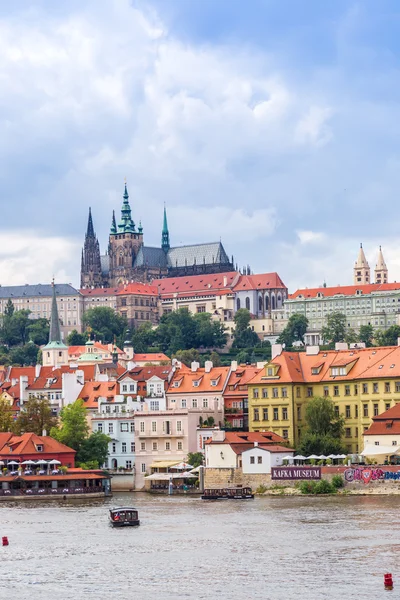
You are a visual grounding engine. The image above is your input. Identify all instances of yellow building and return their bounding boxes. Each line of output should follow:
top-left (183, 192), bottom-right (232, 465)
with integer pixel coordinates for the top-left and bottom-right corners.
top-left (247, 345), bottom-right (400, 453)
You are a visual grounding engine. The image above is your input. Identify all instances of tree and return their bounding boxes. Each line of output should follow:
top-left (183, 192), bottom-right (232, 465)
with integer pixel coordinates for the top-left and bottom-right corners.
top-left (187, 452), bottom-right (204, 468)
top-left (359, 324), bottom-right (374, 347)
top-left (277, 313), bottom-right (308, 347)
top-left (345, 328), bottom-right (358, 345)
top-left (51, 399), bottom-right (89, 450)
top-left (13, 397), bottom-right (58, 436)
top-left (298, 396), bottom-right (347, 455)
top-left (321, 312), bottom-right (346, 346)
top-left (4, 299), bottom-right (14, 318)
top-left (131, 322), bottom-right (157, 353)
top-left (82, 307), bottom-right (127, 344)
top-left (9, 343), bottom-right (40, 366)
top-left (193, 313), bottom-right (227, 348)
top-left (67, 329), bottom-right (86, 346)
top-left (157, 309), bottom-right (198, 354)
top-left (76, 431), bottom-right (111, 467)
top-left (298, 432), bottom-right (348, 456)
top-left (27, 318), bottom-right (50, 346)
top-left (235, 349), bottom-right (251, 364)
top-left (375, 325), bottom-right (400, 347)
top-left (12, 310), bottom-right (33, 345)
top-left (232, 309), bottom-right (259, 349)
top-left (209, 351), bottom-right (221, 367)
top-left (0, 396), bottom-right (13, 432)
top-left (173, 349), bottom-right (200, 366)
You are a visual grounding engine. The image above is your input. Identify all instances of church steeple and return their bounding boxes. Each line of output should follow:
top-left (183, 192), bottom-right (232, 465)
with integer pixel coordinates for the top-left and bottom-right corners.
top-left (375, 245), bottom-right (388, 284)
top-left (118, 183), bottom-right (136, 233)
top-left (354, 243), bottom-right (370, 285)
top-left (110, 210), bottom-right (117, 235)
top-left (86, 207), bottom-right (95, 238)
top-left (81, 208), bottom-right (103, 289)
top-left (161, 204), bottom-right (170, 252)
top-left (42, 281), bottom-right (68, 368)
top-left (49, 280), bottom-right (62, 344)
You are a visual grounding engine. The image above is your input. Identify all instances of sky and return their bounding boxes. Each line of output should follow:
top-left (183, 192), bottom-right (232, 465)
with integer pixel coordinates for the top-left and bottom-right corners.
top-left (1, 0), bottom-right (400, 291)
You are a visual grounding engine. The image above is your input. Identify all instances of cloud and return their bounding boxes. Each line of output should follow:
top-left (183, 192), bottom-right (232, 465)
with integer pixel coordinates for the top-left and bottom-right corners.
top-left (297, 230), bottom-right (326, 244)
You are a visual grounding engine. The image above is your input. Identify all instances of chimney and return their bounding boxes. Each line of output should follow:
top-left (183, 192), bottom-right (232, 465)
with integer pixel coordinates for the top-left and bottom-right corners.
top-left (42, 429), bottom-right (47, 437)
top-left (397, 337), bottom-right (400, 347)
top-left (212, 430), bottom-right (225, 442)
top-left (306, 346), bottom-right (320, 356)
top-left (254, 441), bottom-right (258, 447)
top-left (271, 344), bottom-right (283, 360)
top-left (35, 364), bottom-right (41, 378)
top-left (191, 361), bottom-right (200, 372)
top-left (204, 360), bottom-right (213, 373)
top-left (231, 360), bottom-right (237, 371)
top-left (335, 342), bottom-right (348, 351)
top-left (223, 276), bottom-right (227, 287)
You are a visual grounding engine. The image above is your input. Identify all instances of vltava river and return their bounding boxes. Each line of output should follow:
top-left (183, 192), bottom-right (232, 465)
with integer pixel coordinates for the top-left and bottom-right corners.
top-left (0, 493), bottom-right (399, 599)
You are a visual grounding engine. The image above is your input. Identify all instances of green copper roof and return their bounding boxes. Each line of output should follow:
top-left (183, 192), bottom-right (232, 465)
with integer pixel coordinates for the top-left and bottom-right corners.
top-left (118, 183), bottom-right (136, 233)
top-left (44, 282), bottom-right (67, 349)
top-left (110, 210), bottom-right (117, 235)
top-left (162, 204), bottom-right (168, 234)
top-left (161, 204), bottom-right (170, 252)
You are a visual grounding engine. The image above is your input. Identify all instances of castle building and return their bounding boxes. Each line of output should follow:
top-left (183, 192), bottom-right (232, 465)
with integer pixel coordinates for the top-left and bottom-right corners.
top-left (80, 184), bottom-right (234, 287)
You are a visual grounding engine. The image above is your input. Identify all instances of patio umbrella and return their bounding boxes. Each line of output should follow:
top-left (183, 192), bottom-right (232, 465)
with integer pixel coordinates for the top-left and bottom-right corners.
top-left (21, 460), bottom-right (36, 465)
top-left (318, 455), bottom-right (327, 460)
top-left (179, 471), bottom-right (197, 478)
top-left (7, 460), bottom-right (20, 465)
top-left (293, 455), bottom-right (306, 460)
top-left (35, 459), bottom-right (48, 464)
top-left (338, 454), bottom-right (348, 458)
top-left (0, 461), bottom-right (4, 465)
top-left (172, 462), bottom-right (194, 470)
top-left (190, 466), bottom-right (201, 473)
top-left (307, 455), bottom-right (320, 460)
top-left (48, 460), bottom-right (61, 465)
top-left (282, 455), bottom-right (294, 461)
top-left (327, 454), bottom-right (338, 459)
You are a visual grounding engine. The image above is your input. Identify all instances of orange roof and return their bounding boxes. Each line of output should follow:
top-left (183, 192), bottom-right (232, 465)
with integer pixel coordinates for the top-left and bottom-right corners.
top-left (206, 431), bottom-right (286, 446)
top-left (120, 365), bottom-right (172, 382)
top-left (117, 283), bottom-right (158, 296)
top-left (154, 272), bottom-right (240, 298)
top-left (79, 381), bottom-right (118, 408)
top-left (133, 353), bottom-right (170, 363)
top-left (224, 366), bottom-right (262, 397)
top-left (290, 282), bottom-right (400, 300)
top-left (168, 366), bottom-right (230, 394)
top-left (233, 273), bottom-right (287, 291)
top-left (80, 287), bottom-right (120, 296)
top-left (248, 346), bottom-right (400, 385)
top-left (68, 343), bottom-right (123, 357)
top-left (0, 433), bottom-right (76, 458)
top-left (364, 403), bottom-right (400, 436)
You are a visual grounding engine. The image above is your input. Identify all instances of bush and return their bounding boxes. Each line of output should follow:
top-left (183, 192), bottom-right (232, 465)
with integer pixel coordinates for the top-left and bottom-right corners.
top-left (256, 484), bottom-right (268, 494)
top-left (331, 475), bottom-right (344, 489)
top-left (299, 481), bottom-right (317, 494)
top-left (315, 479), bottom-right (336, 494)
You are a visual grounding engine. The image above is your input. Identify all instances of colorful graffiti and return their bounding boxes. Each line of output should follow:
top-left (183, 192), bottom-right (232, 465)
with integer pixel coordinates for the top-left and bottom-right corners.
top-left (344, 467), bottom-right (400, 484)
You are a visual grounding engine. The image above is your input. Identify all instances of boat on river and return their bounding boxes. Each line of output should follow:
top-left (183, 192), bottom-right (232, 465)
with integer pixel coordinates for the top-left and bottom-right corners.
top-left (109, 507), bottom-right (140, 527)
top-left (201, 487), bottom-right (254, 500)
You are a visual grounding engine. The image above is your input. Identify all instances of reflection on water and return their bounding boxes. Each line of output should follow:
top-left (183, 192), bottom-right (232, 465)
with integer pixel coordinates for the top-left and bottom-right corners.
top-left (1, 494), bottom-right (400, 599)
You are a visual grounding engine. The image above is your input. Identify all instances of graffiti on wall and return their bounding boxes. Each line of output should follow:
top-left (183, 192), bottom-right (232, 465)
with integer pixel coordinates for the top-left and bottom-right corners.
top-left (344, 467), bottom-right (400, 484)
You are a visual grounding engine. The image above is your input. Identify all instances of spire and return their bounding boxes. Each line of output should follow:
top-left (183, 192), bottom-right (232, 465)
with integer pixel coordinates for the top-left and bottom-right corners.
top-left (110, 210), bottom-right (117, 235)
top-left (355, 243), bottom-right (369, 268)
top-left (86, 207), bottom-right (95, 238)
top-left (161, 204), bottom-right (170, 252)
top-left (118, 182), bottom-right (135, 233)
top-left (375, 245), bottom-right (388, 284)
top-left (48, 280), bottom-right (62, 344)
top-left (354, 243), bottom-right (370, 284)
top-left (376, 245), bottom-right (387, 270)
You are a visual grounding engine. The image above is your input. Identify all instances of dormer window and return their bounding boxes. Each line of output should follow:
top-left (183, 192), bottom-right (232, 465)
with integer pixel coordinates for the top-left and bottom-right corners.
top-left (267, 368), bottom-right (273, 376)
top-left (173, 381), bottom-right (180, 388)
top-left (36, 445), bottom-right (44, 452)
top-left (193, 381), bottom-right (200, 387)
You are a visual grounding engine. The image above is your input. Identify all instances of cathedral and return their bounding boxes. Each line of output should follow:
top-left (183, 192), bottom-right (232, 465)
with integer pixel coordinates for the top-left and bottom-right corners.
top-left (80, 184), bottom-right (234, 288)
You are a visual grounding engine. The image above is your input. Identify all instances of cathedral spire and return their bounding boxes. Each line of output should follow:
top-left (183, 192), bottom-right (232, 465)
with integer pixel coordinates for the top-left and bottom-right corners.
top-left (354, 243), bottom-right (370, 285)
top-left (86, 207), bottom-right (95, 238)
top-left (375, 245), bottom-right (388, 284)
top-left (110, 210), bottom-right (117, 235)
top-left (118, 182), bottom-right (135, 233)
top-left (161, 204), bottom-right (170, 252)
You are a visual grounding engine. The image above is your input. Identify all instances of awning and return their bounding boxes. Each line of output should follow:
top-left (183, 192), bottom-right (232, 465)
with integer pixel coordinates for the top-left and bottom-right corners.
top-left (145, 472), bottom-right (197, 481)
top-left (361, 445), bottom-right (400, 456)
top-left (149, 461), bottom-right (181, 469)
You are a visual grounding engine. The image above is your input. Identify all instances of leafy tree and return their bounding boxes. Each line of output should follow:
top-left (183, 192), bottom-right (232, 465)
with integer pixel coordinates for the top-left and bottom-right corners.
top-left (277, 313), bottom-right (308, 347)
top-left (9, 343), bottom-right (40, 366)
top-left (0, 396), bottom-right (13, 432)
top-left (76, 432), bottom-right (111, 467)
top-left (13, 397), bottom-right (58, 436)
top-left (4, 299), bottom-right (14, 318)
top-left (232, 309), bottom-right (259, 349)
top-left (27, 318), bottom-right (50, 346)
top-left (131, 322), bottom-right (157, 353)
top-left (298, 396), bottom-right (346, 456)
top-left (298, 433), bottom-right (347, 456)
top-left (193, 313), bottom-right (227, 348)
top-left (359, 324), bottom-right (374, 347)
top-left (157, 309), bottom-right (198, 354)
top-left (173, 348), bottom-right (200, 366)
top-left (67, 329), bottom-right (87, 346)
top-left (321, 312), bottom-right (346, 346)
top-left (187, 452), bottom-right (204, 468)
top-left (12, 310), bottom-right (34, 345)
top-left (209, 351), bottom-right (221, 366)
top-left (235, 349), bottom-right (251, 364)
top-left (345, 328), bottom-right (358, 345)
top-left (375, 325), bottom-right (400, 347)
top-left (51, 399), bottom-right (89, 450)
top-left (82, 307), bottom-right (127, 345)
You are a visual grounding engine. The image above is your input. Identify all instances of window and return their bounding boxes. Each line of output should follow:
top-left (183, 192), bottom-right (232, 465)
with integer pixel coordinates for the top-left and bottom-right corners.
top-left (245, 297), bottom-right (250, 311)
top-left (152, 442), bottom-right (158, 451)
top-left (196, 305), bottom-right (206, 313)
top-left (165, 442), bottom-right (170, 450)
top-left (373, 383), bottom-right (379, 394)
top-left (396, 382), bottom-right (400, 393)
top-left (355, 405), bottom-right (358, 418)
top-left (140, 422), bottom-right (145, 433)
top-left (192, 399), bottom-right (198, 408)
top-left (130, 422), bottom-right (135, 432)
top-left (202, 399), bottom-right (208, 408)
top-left (141, 463), bottom-right (146, 473)
top-left (354, 384), bottom-right (358, 395)
top-left (362, 383), bottom-right (368, 394)
top-left (250, 456), bottom-right (255, 464)
top-left (253, 389), bottom-right (259, 399)
top-left (363, 404), bottom-right (369, 417)
top-left (151, 421), bottom-right (157, 432)
top-left (385, 382), bottom-right (391, 393)
top-left (345, 428), bottom-right (351, 438)
top-left (140, 442), bottom-right (146, 451)
top-left (122, 443), bottom-right (127, 453)
top-left (108, 423), bottom-right (113, 434)
top-left (267, 367), bottom-right (273, 376)
top-left (97, 423), bottom-right (103, 432)
top-left (282, 407), bottom-right (288, 420)
top-left (296, 387), bottom-right (301, 399)
top-left (112, 443), bottom-right (116, 453)
top-left (323, 386), bottom-right (329, 397)
top-left (345, 406), bottom-right (351, 418)
top-left (373, 403), bottom-right (379, 416)
top-left (131, 442), bottom-right (135, 452)
top-left (333, 385), bottom-right (339, 397)
top-left (181, 399), bottom-right (187, 408)
top-left (281, 387), bottom-right (287, 398)
top-left (386, 403), bottom-right (391, 411)
top-left (126, 460), bottom-right (132, 469)
top-left (297, 406), bottom-right (301, 420)
top-left (257, 456), bottom-right (262, 464)
top-left (176, 421), bottom-right (182, 432)
top-left (374, 441), bottom-right (380, 446)
top-left (307, 387), bottom-right (313, 398)
top-left (334, 406), bottom-right (339, 418)
top-left (345, 385), bottom-right (350, 396)
top-left (122, 384), bottom-right (128, 392)
top-left (262, 408), bottom-right (268, 421)
top-left (177, 441), bottom-right (183, 450)
top-left (283, 429), bottom-right (288, 439)
top-left (120, 423), bottom-right (128, 432)
top-left (272, 388), bottom-right (278, 398)
top-left (253, 408), bottom-right (260, 421)
top-left (273, 408), bottom-right (279, 421)
top-left (393, 441), bottom-right (397, 446)
top-left (262, 388), bottom-right (268, 398)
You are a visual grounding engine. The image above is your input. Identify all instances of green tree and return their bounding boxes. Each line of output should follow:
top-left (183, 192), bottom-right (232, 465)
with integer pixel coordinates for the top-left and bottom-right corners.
top-left (187, 452), bottom-right (204, 468)
top-left (298, 396), bottom-right (347, 456)
top-left (51, 399), bottom-right (89, 450)
top-left (321, 312), bottom-right (346, 346)
top-left (12, 310), bottom-right (33, 345)
top-left (193, 313), bottom-right (227, 348)
top-left (131, 322), bottom-right (157, 353)
top-left (9, 343), bottom-right (40, 366)
top-left (375, 325), bottom-right (400, 347)
top-left (345, 328), bottom-right (358, 345)
top-left (173, 348), bottom-right (200, 366)
top-left (232, 309), bottom-right (259, 349)
top-left (0, 396), bottom-right (13, 432)
top-left (4, 299), bottom-right (14, 317)
top-left (298, 433), bottom-right (347, 456)
top-left (209, 351), bottom-right (221, 366)
top-left (277, 313), bottom-right (308, 347)
top-left (27, 318), bottom-right (50, 346)
top-left (157, 309), bottom-right (198, 354)
top-left (13, 397), bottom-right (58, 436)
top-left (359, 324), bottom-right (374, 347)
top-left (76, 431), bottom-right (111, 467)
top-left (67, 329), bottom-right (87, 346)
top-left (235, 349), bottom-right (251, 364)
top-left (82, 307), bottom-right (127, 344)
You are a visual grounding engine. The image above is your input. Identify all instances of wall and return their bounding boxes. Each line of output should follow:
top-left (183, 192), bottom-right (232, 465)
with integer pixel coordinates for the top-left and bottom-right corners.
top-left (205, 443), bottom-right (237, 468)
top-left (204, 467), bottom-right (272, 489)
top-left (241, 449), bottom-right (291, 474)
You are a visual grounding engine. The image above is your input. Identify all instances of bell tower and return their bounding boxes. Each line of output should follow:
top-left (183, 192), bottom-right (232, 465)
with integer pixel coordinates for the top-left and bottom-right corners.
top-left (353, 243), bottom-right (370, 285)
top-left (375, 246), bottom-right (388, 284)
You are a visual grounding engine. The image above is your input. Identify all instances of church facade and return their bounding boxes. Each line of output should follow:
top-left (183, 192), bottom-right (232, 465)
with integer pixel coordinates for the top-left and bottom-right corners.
top-left (80, 184), bottom-right (234, 288)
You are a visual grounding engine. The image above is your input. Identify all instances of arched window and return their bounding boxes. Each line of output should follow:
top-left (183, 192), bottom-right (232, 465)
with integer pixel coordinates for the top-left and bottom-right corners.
top-left (245, 297), bottom-right (250, 311)
top-left (236, 298), bottom-right (241, 310)
top-left (271, 295), bottom-right (276, 310)
top-left (118, 256), bottom-right (124, 266)
top-left (258, 296), bottom-right (263, 311)
top-left (265, 296), bottom-right (269, 311)
top-left (277, 294), bottom-right (282, 308)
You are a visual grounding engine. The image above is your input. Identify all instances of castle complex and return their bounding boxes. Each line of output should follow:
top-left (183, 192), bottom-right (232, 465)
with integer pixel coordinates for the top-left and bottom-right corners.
top-left (80, 184), bottom-right (234, 288)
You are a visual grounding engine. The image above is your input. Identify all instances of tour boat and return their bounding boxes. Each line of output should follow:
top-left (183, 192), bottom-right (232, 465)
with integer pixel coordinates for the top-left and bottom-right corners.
top-left (109, 507), bottom-right (140, 527)
top-left (201, 487), bottom-right (254, 500)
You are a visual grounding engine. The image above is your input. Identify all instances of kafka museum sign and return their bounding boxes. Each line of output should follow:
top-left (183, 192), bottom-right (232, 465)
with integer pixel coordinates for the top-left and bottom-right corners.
top-left (271, 467), bottom-right (321, 480)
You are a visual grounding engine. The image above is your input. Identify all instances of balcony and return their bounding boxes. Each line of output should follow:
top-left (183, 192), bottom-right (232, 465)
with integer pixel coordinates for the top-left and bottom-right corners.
top-left (137, 430), bottom-right (185, 438)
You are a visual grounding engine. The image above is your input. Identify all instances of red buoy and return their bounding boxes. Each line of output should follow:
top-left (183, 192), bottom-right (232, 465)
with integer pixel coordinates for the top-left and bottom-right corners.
top-left (2, 536), bottom-right (9, 546)
top-left (384, 573), bottom-right (393, 590)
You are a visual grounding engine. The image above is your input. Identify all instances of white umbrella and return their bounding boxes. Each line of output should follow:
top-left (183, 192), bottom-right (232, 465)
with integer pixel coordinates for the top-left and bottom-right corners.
top-left (318, 455), bottom-right (327, 460)
top-left (7, 460), bottom-right (20, 465)
top-left (35, 460), bottom-right (48, 465)
top-left (171, 462), bottom-right (194, 470)
top-left (178, 471), bottom-right (197, 478)
top-left (21, 460), bottom-right (36, 465)
top-left (282, 455), bottom-right (294, 461)
top-left (327, 454), bottom-right (338, 459)
top-left (307, 455), bottom-right (320, 459)
top-left (338, 454), bottom-right (348, 459)
top-left (190, 466), bottom-right (201, 473)
top-left (0, 460), bottom-right (4, 465)
top-left (293, 455), bottom-right (306, 460)
top-left (48, 459), bottom-right (61, 465)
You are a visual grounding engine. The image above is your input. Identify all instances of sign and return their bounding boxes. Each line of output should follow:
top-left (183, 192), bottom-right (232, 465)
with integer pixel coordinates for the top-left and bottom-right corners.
top-left (271, 467), bottom-right (321, 480)
top-left (344, 467), bottom-right (400, 484)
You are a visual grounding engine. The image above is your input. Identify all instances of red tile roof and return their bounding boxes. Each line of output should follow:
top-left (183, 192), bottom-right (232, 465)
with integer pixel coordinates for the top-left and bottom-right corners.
top-left (133, 353), bottom-right (170, 363)
top-left (206, 431), bottom-right (286, 445)
top-left (120, 366), bottom-right (172, 382)
top-left (68, 343), bottom-right (123, 357)
top-left (154, 272), bottom-right (240, 298)
top-left (80, 287), bottom-right (120, 296)
top-left (79, 381), bottom-right (118, 408)
top-left (290, 282), bottom-right (400, 300)
top-left (224, 366), bottom-right (262, 398)
top-left (168, 367), bottom-right (230, 394)
top-left (233, 273), bottom-right (287, 291)
top-left (364, 403), bottom-right (400, 436)
top-left (117, 283), bottom-right (158, 296)
top-left (0, 433), bottom-right (76, 462)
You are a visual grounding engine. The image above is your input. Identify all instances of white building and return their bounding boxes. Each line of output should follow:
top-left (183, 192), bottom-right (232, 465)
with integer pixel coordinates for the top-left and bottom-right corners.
top-left (241, 444), bottom-right (292, 474)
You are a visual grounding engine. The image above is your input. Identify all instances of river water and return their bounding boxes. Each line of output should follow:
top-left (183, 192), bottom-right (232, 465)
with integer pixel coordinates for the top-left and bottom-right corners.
top-left (0, 493), bottom-right (399, 599)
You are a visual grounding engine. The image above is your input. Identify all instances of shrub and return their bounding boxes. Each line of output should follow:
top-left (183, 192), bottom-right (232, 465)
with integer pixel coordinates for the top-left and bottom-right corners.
top-left (256, 484), bottom-right (268, 494)
top-left (299, 481), bottom-right (317, 494)
top-left (315, 479), bottom-right (336, 494)
top-left (331, 475), bottom-right (344, 489)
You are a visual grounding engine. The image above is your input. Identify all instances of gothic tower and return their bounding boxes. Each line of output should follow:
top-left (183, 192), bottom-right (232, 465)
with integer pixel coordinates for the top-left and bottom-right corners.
top-left (375, 245), bottom-right (388, 284)
top-left (108, 183), bottom-right (144, 286)
top-left (42, 281), bottom-right (69, 368)
top-left (353, 243), bottom-right (370, 285)
top-left (80, 208), bottom-right (103, 289)
top-left (161, 204), bottom-right (170, 252)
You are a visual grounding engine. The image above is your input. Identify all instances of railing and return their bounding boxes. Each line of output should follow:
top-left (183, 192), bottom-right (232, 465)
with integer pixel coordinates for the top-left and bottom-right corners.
top-left (137, 429), bottom-right (185, 437)
top-left (0, 487), bottom-right (104, 497)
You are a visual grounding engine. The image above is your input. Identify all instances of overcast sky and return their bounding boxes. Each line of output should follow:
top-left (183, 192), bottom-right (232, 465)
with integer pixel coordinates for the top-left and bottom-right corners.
top-left (1, 0), bottom-right (400, 291)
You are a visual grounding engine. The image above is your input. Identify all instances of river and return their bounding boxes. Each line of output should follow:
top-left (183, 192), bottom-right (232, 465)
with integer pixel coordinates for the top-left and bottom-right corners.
top-left (0, 493), bottom-right (399, 599)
